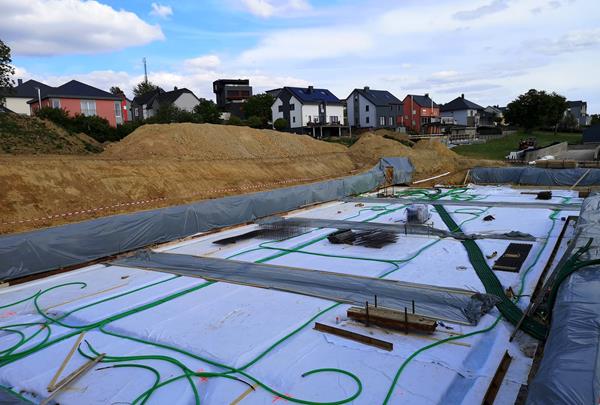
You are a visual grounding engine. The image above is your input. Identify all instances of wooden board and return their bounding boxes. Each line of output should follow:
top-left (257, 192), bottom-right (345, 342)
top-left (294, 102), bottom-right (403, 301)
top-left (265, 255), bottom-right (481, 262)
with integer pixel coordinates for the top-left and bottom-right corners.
top-left (347, 306), bottom-right (437, 334)
top-left (492, 243), bottom-right (533, 273)
top-left (314, 322), bottom-right (393, 351)
top-left (482, 351), bottom-right (512, 405)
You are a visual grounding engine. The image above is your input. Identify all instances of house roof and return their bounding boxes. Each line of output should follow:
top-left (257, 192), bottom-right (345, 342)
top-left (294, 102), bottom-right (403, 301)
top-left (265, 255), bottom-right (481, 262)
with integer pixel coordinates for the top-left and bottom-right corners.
top-left (0, 79), bottom-right (52, 98)
top-left (440, 95), bottom-right (484, 112)
top-left (285, 86), bottom-right (342, 104)
top-left (351, 88), bottom-right (402, 106)
top-left (27, 80), bottom-right (120, 103)
top-left (406, 94), bottom-right (439, 108)
top-left (567, 100), bottom-right (586, 108)
top-left (132, 88), bottom-right (164, 106)
top-left (154, 88), bottom-right (199, 106)
top-left (0, 104), bottom-right (14, 114)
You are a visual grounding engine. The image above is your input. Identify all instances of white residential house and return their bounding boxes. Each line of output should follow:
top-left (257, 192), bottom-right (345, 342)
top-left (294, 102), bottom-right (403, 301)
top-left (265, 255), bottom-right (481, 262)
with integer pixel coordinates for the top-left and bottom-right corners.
top-left (271, 86), bottom-right (345, 136)
top-left (131, 87), bottom-right (200, 121)
top-left (440, 94), bottom-right (484, 127)
top-left (0, 79), bottom-right (52, 115)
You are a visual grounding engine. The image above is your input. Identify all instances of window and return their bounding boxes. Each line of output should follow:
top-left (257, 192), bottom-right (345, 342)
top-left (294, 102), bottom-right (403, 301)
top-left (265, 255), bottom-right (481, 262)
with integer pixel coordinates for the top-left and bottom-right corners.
top-left (389, 116), bottom-right (393, 126)
top-left (308, 115), bottom-right (311, 122)
top-left (134, 108), bottom-right (139, 117)
top-left (292, 116), bottom-right (296, 123)
top-left (290, 103), bottom-right (295, 111)
top-left (412, 109), bottom-right (416, 115)
top-left (365, 105), bottom-right (370, 112)
top-left (278, 105), bottom-right (283, 112)
top-left (80, 100), bottom-right (96, 116)
top-left (366, 116), bottom-right (370, 124)
top-left (379, 116), bottom-right (385, 126)
top-left (330, 116), bottom-right (339, 123)
top-left (51, 98), bottom-right (61, 109)
top-left (114, 101), bottom-right (122, 124)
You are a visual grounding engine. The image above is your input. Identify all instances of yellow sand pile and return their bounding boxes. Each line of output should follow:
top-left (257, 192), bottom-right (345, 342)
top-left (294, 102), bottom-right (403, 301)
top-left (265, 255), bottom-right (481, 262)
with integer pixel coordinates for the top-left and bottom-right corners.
top-left (102, 123), bottom-right (347, 160)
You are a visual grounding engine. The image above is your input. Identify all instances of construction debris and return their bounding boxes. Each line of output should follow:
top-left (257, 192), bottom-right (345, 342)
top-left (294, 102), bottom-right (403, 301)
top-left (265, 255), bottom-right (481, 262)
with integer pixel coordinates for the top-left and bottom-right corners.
top-left (314, 322), bottom-right (393, 351)
top-left (406, 204), bottom-right (431, 224)
top-left (493, 243), bottom-right (533, 272)
top-left (347, 305), bottom-right (438, 334)
top-left (327, 229), bottom-right (398, 248)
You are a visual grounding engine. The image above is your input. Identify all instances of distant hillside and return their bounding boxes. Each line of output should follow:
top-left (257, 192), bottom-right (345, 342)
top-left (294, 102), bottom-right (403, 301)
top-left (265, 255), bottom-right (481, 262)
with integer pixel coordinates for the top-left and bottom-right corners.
top-left (0, 113), bottom-right (102, 154)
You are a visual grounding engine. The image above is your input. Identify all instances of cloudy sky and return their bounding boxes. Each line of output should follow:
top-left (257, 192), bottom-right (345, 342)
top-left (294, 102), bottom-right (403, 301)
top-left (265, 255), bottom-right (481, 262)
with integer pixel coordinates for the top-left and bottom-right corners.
top-left (1, 0), bottom-right (599, 111)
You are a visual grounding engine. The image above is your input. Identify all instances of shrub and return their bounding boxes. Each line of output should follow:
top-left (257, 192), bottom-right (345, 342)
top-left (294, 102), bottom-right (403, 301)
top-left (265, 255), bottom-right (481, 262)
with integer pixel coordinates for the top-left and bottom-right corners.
top-left (246, 115), bottom-right (264, 128)
top-left (227, 115), bottom-right (244, 126)
top-left (273, 118), bottom-right (288, 131)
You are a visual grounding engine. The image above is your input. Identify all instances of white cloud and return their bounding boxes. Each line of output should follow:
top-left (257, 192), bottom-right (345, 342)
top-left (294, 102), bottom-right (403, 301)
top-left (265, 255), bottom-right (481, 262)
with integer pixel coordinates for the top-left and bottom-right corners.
top-left (453, 0), bottom-right (510, 21)
top-left (239, 27), bottom-right (372, 64)
top-left (150, 3), bottom-right (173, 18)
top-left (0, 0), bottom-right (164, 56)
top-left (240, 0), bottom-right (310, 18)
top-left (528, 28), bottom-right (600, 55)
top-left (183, 55), bottom-right (221, 70)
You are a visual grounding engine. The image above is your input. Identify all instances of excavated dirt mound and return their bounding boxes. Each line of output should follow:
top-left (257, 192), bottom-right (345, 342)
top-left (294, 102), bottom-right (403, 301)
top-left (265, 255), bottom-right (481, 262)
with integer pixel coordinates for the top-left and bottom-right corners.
top-left (0, 113), bottom-right (102, 155)
top-left (349, 133), bottom-right (498, 184)
top-left (102, 123), bottom-right (347, 160)
top-left (1, 124), bottom-right (497, 234)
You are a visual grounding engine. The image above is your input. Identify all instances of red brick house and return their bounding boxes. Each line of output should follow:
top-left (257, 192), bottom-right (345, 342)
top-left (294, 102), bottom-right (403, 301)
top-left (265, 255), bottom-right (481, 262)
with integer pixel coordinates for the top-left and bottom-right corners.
top-left (402, 94), bottom-right (441, 134)
top-left (28, 80), bottom-right (123, 126)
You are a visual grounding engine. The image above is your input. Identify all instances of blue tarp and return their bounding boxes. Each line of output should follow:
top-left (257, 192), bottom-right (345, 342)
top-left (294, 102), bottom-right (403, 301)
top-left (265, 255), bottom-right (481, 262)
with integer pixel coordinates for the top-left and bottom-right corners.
top-left (0, 158), bottom-right (413, 281)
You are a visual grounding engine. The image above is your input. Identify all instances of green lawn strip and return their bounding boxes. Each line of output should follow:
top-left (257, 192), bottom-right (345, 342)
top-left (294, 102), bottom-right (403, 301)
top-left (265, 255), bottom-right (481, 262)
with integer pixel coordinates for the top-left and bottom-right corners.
top-left (453, 131), bottom-right (582, 160)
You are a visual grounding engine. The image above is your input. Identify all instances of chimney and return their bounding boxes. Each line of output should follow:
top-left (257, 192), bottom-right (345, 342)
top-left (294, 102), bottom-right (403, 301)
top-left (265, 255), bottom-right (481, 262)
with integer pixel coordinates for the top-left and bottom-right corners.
top-left (364, 86), bottom-right (370, 91)
top-left (307, 85), bottom-right (314, 93)
top-left (17, 79), bottom-right (23, 86)
top-left (461, 93), bottom-right (464, 99)
top-left (174, 86), bottom-right (178, 90)
top-left (424, 93), bottom-right (429, 98)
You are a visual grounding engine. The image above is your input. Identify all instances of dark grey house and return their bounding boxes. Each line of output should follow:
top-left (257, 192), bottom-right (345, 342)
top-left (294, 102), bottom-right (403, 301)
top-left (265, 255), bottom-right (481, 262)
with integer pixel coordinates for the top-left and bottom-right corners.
top-left (346, 87), bottom-right (403, 129)
top-left (213, 79), bottom-right (252, 119)
top-left (565, 101), bottom-right (591, 127)
top-left (440, 94), bottom-right (484, 127)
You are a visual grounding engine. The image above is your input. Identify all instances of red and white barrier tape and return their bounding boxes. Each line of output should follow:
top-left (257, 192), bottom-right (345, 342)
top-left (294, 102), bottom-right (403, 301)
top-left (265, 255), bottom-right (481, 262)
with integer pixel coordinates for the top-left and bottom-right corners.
top-left (1, 175), bottom-right (331, 226)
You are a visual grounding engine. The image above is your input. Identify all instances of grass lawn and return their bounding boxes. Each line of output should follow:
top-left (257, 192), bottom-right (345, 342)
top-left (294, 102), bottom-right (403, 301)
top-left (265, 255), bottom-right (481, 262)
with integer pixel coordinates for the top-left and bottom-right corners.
top-left (453, 131), bottom-right (582, 160)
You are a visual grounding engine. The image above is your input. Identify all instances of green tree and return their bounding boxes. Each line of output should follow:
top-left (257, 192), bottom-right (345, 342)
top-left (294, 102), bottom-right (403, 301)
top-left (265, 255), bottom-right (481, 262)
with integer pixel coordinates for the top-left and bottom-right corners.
top-left (227, 115), bottom-right (244, 126)
top-left (244, 93), bottom-right (274, 127)
top-left (132, 81), bottom-right (162, 98)
top-left (110, 86), bottom-right (125, 97)
top-left (504, 89), bottom-right (568, 133)
top-left (559, 112), bottom-right (578, 131)
top-left (193, 99), bottom-right (221, 124)
top-left (246, 115), bottom-right (263, 128)
top-left (273, 118), bottom-right (288, 131)
top-left (0, 39), bottom-right (16, 103)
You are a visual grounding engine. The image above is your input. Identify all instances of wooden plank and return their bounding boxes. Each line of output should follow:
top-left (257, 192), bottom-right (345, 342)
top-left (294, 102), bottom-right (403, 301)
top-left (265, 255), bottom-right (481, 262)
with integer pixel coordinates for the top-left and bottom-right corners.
top-left (347, 306), bottom-right (437, 334)
top-left (41, 354), bottom-right (105, 405)
top-left (47, 333), bottom-right (86, 391)
top-left (314, 322), bottom-right (393, 351)
top-left (482, 351), bottom-right (512, 405)
top-left (229, 383), bottom-right (259, 405)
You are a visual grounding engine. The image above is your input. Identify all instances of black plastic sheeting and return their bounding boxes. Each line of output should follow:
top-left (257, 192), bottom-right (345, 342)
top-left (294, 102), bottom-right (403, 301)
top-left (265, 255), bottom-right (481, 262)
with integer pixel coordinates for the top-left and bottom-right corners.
top-left (0, 158), bottom-right (413, 281)
top-left (470, 166), bottom-right (600, 186)
top-left (527, 194), bottom-right (600, 405)
top-left (113, 250), bottom-right (493, 325)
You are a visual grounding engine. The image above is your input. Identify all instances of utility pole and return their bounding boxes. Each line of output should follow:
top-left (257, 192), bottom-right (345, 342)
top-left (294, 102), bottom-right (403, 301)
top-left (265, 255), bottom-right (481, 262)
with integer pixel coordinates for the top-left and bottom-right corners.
top-left (143, 57), bottom-right (148, 84)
